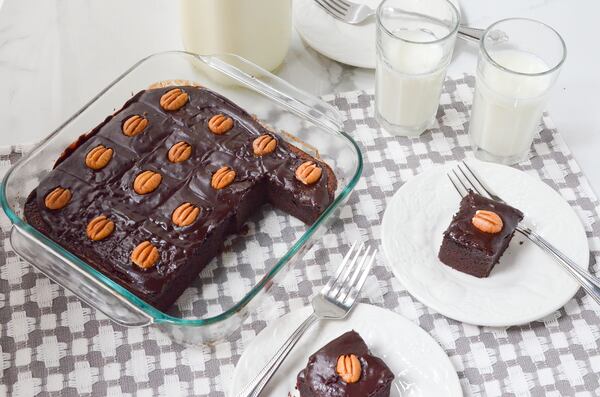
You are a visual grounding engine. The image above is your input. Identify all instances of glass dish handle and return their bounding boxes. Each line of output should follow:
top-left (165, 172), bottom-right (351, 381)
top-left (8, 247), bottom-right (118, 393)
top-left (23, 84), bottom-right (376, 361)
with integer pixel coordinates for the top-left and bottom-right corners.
top-left (200, 53), bottom-right (344, 132)
top-left (10, 224), bottom-right (154, 327)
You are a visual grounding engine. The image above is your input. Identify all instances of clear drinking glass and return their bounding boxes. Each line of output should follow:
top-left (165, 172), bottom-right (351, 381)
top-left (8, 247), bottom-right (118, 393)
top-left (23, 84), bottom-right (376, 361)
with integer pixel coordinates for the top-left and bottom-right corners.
top-left (375, 0), bottom-right (459, 136)
top-left (469, 18), bottom-right (566, 164)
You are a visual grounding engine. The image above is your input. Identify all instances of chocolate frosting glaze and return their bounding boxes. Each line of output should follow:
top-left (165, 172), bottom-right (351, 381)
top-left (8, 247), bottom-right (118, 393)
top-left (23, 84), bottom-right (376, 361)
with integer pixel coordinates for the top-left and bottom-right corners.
top-left (297, 330), bottom-right (394, 397)
top-left (24, 85), bottom-right (336, 311)
top-left (444, 191), bottom-right (524, 256)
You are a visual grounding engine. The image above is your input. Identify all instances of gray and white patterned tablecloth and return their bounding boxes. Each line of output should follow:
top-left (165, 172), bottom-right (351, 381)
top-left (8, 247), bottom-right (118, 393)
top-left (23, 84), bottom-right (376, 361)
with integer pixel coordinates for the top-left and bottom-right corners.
top-left (1, 74), bottom-right (599, 396)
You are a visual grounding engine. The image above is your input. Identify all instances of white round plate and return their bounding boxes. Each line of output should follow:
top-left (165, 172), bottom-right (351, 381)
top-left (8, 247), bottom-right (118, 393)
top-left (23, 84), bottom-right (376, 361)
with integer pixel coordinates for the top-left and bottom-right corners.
top-left (293, 0), bottom-right (461, 69)
top-left (230, 304), bottom-right (461, 397)
top-left (381, 160), bottom-right (589, 327)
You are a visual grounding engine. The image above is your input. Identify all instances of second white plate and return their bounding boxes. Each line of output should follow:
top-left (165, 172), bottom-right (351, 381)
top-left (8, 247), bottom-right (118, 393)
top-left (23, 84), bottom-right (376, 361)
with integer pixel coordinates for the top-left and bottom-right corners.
top-left (229, 304), bottom-right (461, 396)
top-left (381, 160), bottom-right (589, 327)
top-left (294, 0), bottom-right (381, 69)
top-left (293, 0), bottom-right (461, 69)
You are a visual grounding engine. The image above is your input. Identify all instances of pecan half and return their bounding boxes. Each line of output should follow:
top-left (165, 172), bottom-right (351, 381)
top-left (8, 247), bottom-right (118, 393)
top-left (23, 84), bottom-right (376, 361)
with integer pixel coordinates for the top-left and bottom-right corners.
top-left (168, 141), bottom-right (192, 163)
top-left (131, 241), bottom-right (159, 270)
top-left (160, 88), bottom-right (188, 111)
top-left (122, 115), bottom-right (148, 137)
top-left (208, 114), bottom-right (234, 135)
top-left (133, 170), bottom-right (162, 195)
top-left (86, 215), bottom-right (115, 241)
top-left (44, 187), bottom-right (72, 210)
top-left (172, 202), bottom-right (201, 227)
top-left (472, 210), bottom-right (503, 234)
top-left (211, 166), bottom-right (236, 189)
top-left (85, 144), bottom-right (114, 170)
top-left (295, 161), bottom-right (322, 185)
top-left (252, 134), bottom-right (277, 156)
top-left (336, 354), bottom-right (361, 384)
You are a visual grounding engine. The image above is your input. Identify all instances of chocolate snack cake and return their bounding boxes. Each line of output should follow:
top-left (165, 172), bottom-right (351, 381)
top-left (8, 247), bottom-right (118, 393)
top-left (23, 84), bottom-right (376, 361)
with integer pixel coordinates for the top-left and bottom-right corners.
top-left (24, 85), bottom-right (336, 311)
top-left (296, 330), bottom-right (394, 397)
top-left (438, 191), bottom-right (524, 278)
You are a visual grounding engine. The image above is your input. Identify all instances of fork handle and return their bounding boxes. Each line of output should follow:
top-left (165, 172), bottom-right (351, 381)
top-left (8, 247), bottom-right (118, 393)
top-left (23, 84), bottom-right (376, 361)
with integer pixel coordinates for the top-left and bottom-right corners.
top-left (236, 312), bottom-right (319, 397)
top-left (518, 227), bottom-right (600, 305)
top-left (458, 26), bottom-right (484, 42)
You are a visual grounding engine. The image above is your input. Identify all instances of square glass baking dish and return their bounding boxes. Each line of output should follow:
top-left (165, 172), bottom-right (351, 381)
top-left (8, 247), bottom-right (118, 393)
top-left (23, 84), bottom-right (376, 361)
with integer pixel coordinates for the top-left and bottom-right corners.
top-left (0, 51), bottom-right (362, 344)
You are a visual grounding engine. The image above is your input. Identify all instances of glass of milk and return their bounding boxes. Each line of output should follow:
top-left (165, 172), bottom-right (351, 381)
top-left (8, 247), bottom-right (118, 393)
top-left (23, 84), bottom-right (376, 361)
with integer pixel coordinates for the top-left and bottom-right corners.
top-left (375, 0), bottom-right (459, 136)
top-left (180, 0), bottom-right (292, 72)
top-left (469, 18), bottom-right (566, 164)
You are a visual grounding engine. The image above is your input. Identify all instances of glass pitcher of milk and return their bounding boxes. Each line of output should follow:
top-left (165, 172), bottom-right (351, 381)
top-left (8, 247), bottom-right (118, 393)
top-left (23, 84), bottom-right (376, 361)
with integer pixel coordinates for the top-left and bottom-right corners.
top-left (469, 18), bottom-right (566, 165)
top-left (180, 0), bottom-right (292, 72)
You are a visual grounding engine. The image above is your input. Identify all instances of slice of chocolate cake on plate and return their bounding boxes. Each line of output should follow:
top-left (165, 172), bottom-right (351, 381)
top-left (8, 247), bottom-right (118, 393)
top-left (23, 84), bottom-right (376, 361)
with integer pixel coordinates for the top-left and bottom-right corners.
top-left (438, 190), bottom-right (524, 278)
top-left (296, 330), bottom-right (394, 397)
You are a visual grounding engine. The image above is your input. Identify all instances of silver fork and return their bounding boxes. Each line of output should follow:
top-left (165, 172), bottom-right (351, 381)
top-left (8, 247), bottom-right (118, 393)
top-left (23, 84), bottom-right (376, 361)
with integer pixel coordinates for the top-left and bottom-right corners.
top-left (315, 0), bottom-right (374, 24)
top-left (314, 0), bottom-right (485, 41)
top-left (448, 161), bottom-right (600, 306)
top-left (235, 240), bottom-right (377, 397)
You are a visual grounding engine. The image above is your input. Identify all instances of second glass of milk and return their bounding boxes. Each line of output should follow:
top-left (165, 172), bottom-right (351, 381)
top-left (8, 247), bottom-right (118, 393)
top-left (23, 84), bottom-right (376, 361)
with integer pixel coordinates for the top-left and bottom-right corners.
top-left (375, 0), bottom-right (459, 136)
top-left (469, 18), bottom-right (566, 165)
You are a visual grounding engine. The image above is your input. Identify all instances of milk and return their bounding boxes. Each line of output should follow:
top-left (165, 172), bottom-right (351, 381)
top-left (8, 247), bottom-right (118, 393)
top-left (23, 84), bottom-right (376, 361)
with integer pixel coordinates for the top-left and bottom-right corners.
top-left (180, 0), bottom-right (292, 72)
top-left (376, 29), bottom-right (449, 136)
top-left (469, 50), bottom-right (553, 161)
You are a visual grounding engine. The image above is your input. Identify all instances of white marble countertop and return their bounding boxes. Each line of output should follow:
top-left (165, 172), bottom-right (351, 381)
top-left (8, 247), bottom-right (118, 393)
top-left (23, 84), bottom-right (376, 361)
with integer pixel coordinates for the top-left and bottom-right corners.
top-left (0, 0), bottom-right (597, 193)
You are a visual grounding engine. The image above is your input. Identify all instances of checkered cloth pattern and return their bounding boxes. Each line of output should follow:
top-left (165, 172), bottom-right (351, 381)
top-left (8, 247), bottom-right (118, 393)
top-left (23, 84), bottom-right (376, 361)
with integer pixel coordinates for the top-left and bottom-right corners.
top-left (0, 74), bottom-right (599, 396)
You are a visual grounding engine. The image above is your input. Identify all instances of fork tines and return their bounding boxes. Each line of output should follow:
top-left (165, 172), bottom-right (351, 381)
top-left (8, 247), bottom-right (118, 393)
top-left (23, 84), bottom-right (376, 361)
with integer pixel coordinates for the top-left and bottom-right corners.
top-left (322, 240), bottom-right (376, 307)
top-left (448, 161), bottom-right (494, 200)
top-left (315, 0), bottom-right (349, 19)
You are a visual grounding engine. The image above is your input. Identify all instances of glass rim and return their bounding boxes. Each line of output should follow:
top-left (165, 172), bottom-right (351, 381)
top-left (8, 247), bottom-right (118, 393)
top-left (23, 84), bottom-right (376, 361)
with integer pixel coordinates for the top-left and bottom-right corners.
top-left (480, 17), bottom-right (567, 77)
top-left (376, 0), bottom-right (460, 45)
